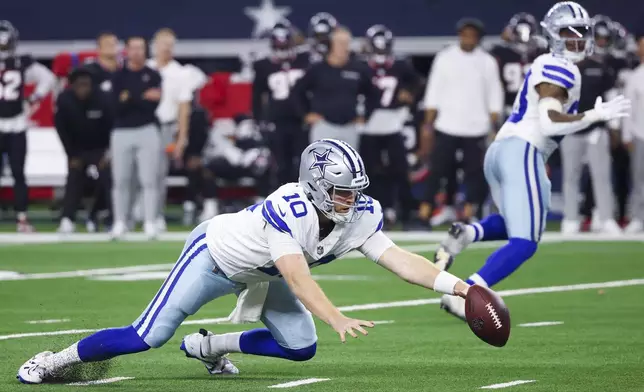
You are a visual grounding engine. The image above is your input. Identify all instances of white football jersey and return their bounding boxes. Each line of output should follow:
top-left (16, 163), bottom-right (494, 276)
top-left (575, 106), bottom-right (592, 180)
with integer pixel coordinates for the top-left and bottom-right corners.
top-left (206, 183), bottom-right (389, 283)
top-left (496, 53), bottom-right (582, 158)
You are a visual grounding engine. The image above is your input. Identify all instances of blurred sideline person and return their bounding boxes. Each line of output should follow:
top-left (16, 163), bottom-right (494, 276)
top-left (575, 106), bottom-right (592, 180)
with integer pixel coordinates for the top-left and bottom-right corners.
top-left (583, 21), bottom-right (640, 228)
top-left (623, 36), bottom-right (644, 233)
top-left (169, 65), bottom-right (208, 226)
top-left (560, 15), bottom-right (621, 234)
top-left (85, 31), bottom-right (121, 93)
top-left (307, 12), bottom-right (337, 63)
top-left (360, 24), bottom-right (420, 227)
top-left (110, 36), bottom-right (162, 240)
top-left (81, 31), bottom-right (121, 229)
top-left (419, 18), bottom-right (503, 226)
top-left (0, 20), bottom-right (55, 232)
top-left (55, 68), bottom-right (113, 233)
top-left (294, 26), bottom-right (379, 150)
top-left (253, 20), bottom-right (309, 189)
top-left (491, 13), bottom-right (544, 119)
top-left (145, 28), bottom-right (193, 232)
top-left (200, 114), bottom-right (272, 220)
top-left (175, 96), bottom-right (209, 225)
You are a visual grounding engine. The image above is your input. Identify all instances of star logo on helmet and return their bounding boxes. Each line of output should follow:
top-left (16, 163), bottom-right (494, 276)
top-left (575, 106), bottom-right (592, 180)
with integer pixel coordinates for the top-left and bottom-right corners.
top-left (309, 148), bottom-right (336, 176)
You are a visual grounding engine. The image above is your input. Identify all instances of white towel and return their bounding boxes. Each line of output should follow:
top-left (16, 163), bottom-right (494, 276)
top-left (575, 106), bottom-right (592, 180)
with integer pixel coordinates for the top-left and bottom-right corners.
top-left (226, 282), bottom-right (270, 324)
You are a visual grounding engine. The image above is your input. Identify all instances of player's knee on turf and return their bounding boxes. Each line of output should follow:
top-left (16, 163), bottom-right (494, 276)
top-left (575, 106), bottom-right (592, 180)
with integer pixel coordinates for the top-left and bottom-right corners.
top-left (283, 342), bottom-right (317, 361)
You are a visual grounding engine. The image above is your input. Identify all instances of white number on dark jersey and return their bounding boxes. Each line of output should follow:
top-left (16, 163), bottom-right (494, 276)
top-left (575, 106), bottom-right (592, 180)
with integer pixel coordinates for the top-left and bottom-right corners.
top-left (267, 69), bottom-right (305, 100)
top-left (502, 63), bottom-right (531, 93)
top-left (0, 70), bottom-right (22, 101)
top-left (375, 76), bottom-right (398, 107)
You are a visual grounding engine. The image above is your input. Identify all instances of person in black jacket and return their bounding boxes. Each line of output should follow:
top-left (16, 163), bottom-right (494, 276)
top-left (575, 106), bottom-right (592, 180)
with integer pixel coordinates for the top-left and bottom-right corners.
top-left (293, 26), bottom-right (379, 150)
top-left (55, 67), bottom-right (114, 233)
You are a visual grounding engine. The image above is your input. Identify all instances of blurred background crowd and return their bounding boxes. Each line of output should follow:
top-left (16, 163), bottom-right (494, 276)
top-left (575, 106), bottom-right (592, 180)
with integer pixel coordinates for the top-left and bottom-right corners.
top-left (0, 1), bottom-right (643, 238)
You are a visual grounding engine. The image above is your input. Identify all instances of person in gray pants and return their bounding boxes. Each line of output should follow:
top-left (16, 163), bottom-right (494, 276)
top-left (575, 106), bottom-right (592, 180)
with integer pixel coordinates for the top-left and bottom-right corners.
top-left (561, 48), bottom-right (622, 235)
top-left (560, 129), bottom-right (621, 234)
top-left (110, 36), bottom-right (163, 240)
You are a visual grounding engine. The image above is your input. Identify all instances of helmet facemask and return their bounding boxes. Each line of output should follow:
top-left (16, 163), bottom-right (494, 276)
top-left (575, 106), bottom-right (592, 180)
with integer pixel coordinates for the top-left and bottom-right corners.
top-left (544, 22), bottom-right (594, 62)
top-left (314, 176), bottom-right (369, 224)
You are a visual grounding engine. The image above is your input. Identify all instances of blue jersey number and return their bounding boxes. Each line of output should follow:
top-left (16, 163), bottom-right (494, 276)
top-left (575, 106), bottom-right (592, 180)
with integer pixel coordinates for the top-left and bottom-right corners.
top-left (246, 203), bottom-right (261, 212)
top-left (282, 193), bottom-right (308, 218)
top-left (356, 196), bottom-right (375, 214)
top-left (507, 69), bottom-right (532, 124)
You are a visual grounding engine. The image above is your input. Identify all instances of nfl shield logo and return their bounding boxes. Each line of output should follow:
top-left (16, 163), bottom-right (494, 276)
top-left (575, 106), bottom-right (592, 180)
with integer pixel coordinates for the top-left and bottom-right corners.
top-left (317, 246), bottom-right (324, 255)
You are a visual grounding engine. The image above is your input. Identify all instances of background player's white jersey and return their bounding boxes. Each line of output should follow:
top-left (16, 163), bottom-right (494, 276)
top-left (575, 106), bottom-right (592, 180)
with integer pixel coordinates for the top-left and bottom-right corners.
top-left (496, 53), bottom-right (582, 158)
top-left (206, 183), bottom-right (386, 283)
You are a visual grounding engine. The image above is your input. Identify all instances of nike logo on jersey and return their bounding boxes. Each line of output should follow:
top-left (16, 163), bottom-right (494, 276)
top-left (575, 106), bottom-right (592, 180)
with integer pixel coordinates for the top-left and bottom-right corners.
top-left (278, 206), bottom-right (287, 217)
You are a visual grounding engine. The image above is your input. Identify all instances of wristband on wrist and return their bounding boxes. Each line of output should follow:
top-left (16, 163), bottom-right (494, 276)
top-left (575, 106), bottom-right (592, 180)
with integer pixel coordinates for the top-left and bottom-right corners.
top-left (434, 271), bottom-right (460, 295)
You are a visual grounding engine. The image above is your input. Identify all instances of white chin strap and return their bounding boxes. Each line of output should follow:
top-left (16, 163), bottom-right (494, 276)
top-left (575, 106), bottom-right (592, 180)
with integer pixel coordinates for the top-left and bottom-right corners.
top-left (563, 49), bottom-right (586, 63)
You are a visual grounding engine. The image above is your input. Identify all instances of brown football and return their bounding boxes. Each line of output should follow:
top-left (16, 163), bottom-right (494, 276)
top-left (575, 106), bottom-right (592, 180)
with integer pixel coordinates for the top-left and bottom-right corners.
top-left (465, 285), bottom-right (511, 347)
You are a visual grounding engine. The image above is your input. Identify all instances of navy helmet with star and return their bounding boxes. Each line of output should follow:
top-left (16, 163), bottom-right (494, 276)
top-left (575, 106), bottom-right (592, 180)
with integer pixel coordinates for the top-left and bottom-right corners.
top-left (309, 148), bottom-right (336, 176)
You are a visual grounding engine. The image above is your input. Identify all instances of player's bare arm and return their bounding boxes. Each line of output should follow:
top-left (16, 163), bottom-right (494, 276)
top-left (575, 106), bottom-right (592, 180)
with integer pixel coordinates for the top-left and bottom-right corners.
top-left (536, 81), bottom-right (630, 136)
top-left (275, 254), bottom-right (374, 343)
top-left (419, 108), bottom-right (437, 159)
top-left (536, 82), bottom-right (584, 122)
top-left (376, 243), bottom-right (469, 298)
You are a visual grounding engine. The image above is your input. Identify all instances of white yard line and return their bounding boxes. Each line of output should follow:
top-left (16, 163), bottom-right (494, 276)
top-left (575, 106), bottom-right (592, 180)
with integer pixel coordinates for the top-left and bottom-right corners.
top-left (0, 329), bottom-right (99, 341)
top-left (373, 320), bottom-right (395, 324)
top-left (0, 264), bottom-right (174, 281)
top-left (90, 273), bottom-right (379, 282)
top-left (0, 231), bottom-right (643, 245)
top-left (518, 321), bottom-right (564, 328)
top-left (480, 380), bottom-right (537, 389)
top-left (182, 317), bottom-right (230, 325)
top-left (336, 278), bottom-right (644, 312)
top-left (2, 278), bottom-right (642, 341)
top-left (67, 376), bottom-right (134, 386)
top-left (2, 233), bottom-right (641, 282)
top-left (0, 241), bottom-right (541, 282)
top-left (25, 319), bottom-right (70, 324)
top-left (268, 378), bottom-right (331, 388)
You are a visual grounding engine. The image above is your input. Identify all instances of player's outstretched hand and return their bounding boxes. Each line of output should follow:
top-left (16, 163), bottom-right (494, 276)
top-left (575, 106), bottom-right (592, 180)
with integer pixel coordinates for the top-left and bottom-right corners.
top-left (330, 316), bottom-right (374, 343)
top-left (593, 95), bottom-right (631, 121)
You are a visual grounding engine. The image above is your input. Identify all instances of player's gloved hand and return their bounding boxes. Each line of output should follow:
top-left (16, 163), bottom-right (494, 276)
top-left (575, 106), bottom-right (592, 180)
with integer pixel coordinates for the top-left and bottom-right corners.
top-left (329, 315), bottom-right (374, 343)
top-left (589, 95), bottom-right (631, 122)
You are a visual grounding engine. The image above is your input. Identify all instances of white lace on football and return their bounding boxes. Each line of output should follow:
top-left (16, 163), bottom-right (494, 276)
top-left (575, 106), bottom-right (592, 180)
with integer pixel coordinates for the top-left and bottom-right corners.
top-left (485, 302), bottom-right (503, 330)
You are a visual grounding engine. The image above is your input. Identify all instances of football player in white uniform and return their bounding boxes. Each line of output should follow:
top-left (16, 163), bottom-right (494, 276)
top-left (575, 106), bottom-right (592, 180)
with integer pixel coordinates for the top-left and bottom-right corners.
top-left (18, 138), bottom-right (470, 384)
top-left (433, 1), bottom-right (632, 319)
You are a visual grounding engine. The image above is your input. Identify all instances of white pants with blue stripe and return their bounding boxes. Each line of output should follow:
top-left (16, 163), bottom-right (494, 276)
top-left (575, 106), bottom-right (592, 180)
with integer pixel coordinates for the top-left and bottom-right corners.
top-left (484, 137), bottom-right (551, 242)
top-left (131, 220), bottom-right (317, 349)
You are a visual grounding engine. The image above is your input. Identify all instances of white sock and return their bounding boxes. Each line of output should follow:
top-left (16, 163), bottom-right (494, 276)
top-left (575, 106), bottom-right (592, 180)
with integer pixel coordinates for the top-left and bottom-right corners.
top-left (465, 222), bottom-right (483, 242)
top-left (208, 332), bottom-right (243, 355)
top-left (44, 342), bottom-right (81, 371)
top-left (468, 273), bottom-right (489, 288)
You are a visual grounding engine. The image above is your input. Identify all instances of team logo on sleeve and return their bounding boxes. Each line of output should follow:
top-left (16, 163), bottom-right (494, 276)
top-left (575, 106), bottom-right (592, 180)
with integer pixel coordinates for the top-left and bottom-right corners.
top-left (309, 148), bottom-right (336, 176)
